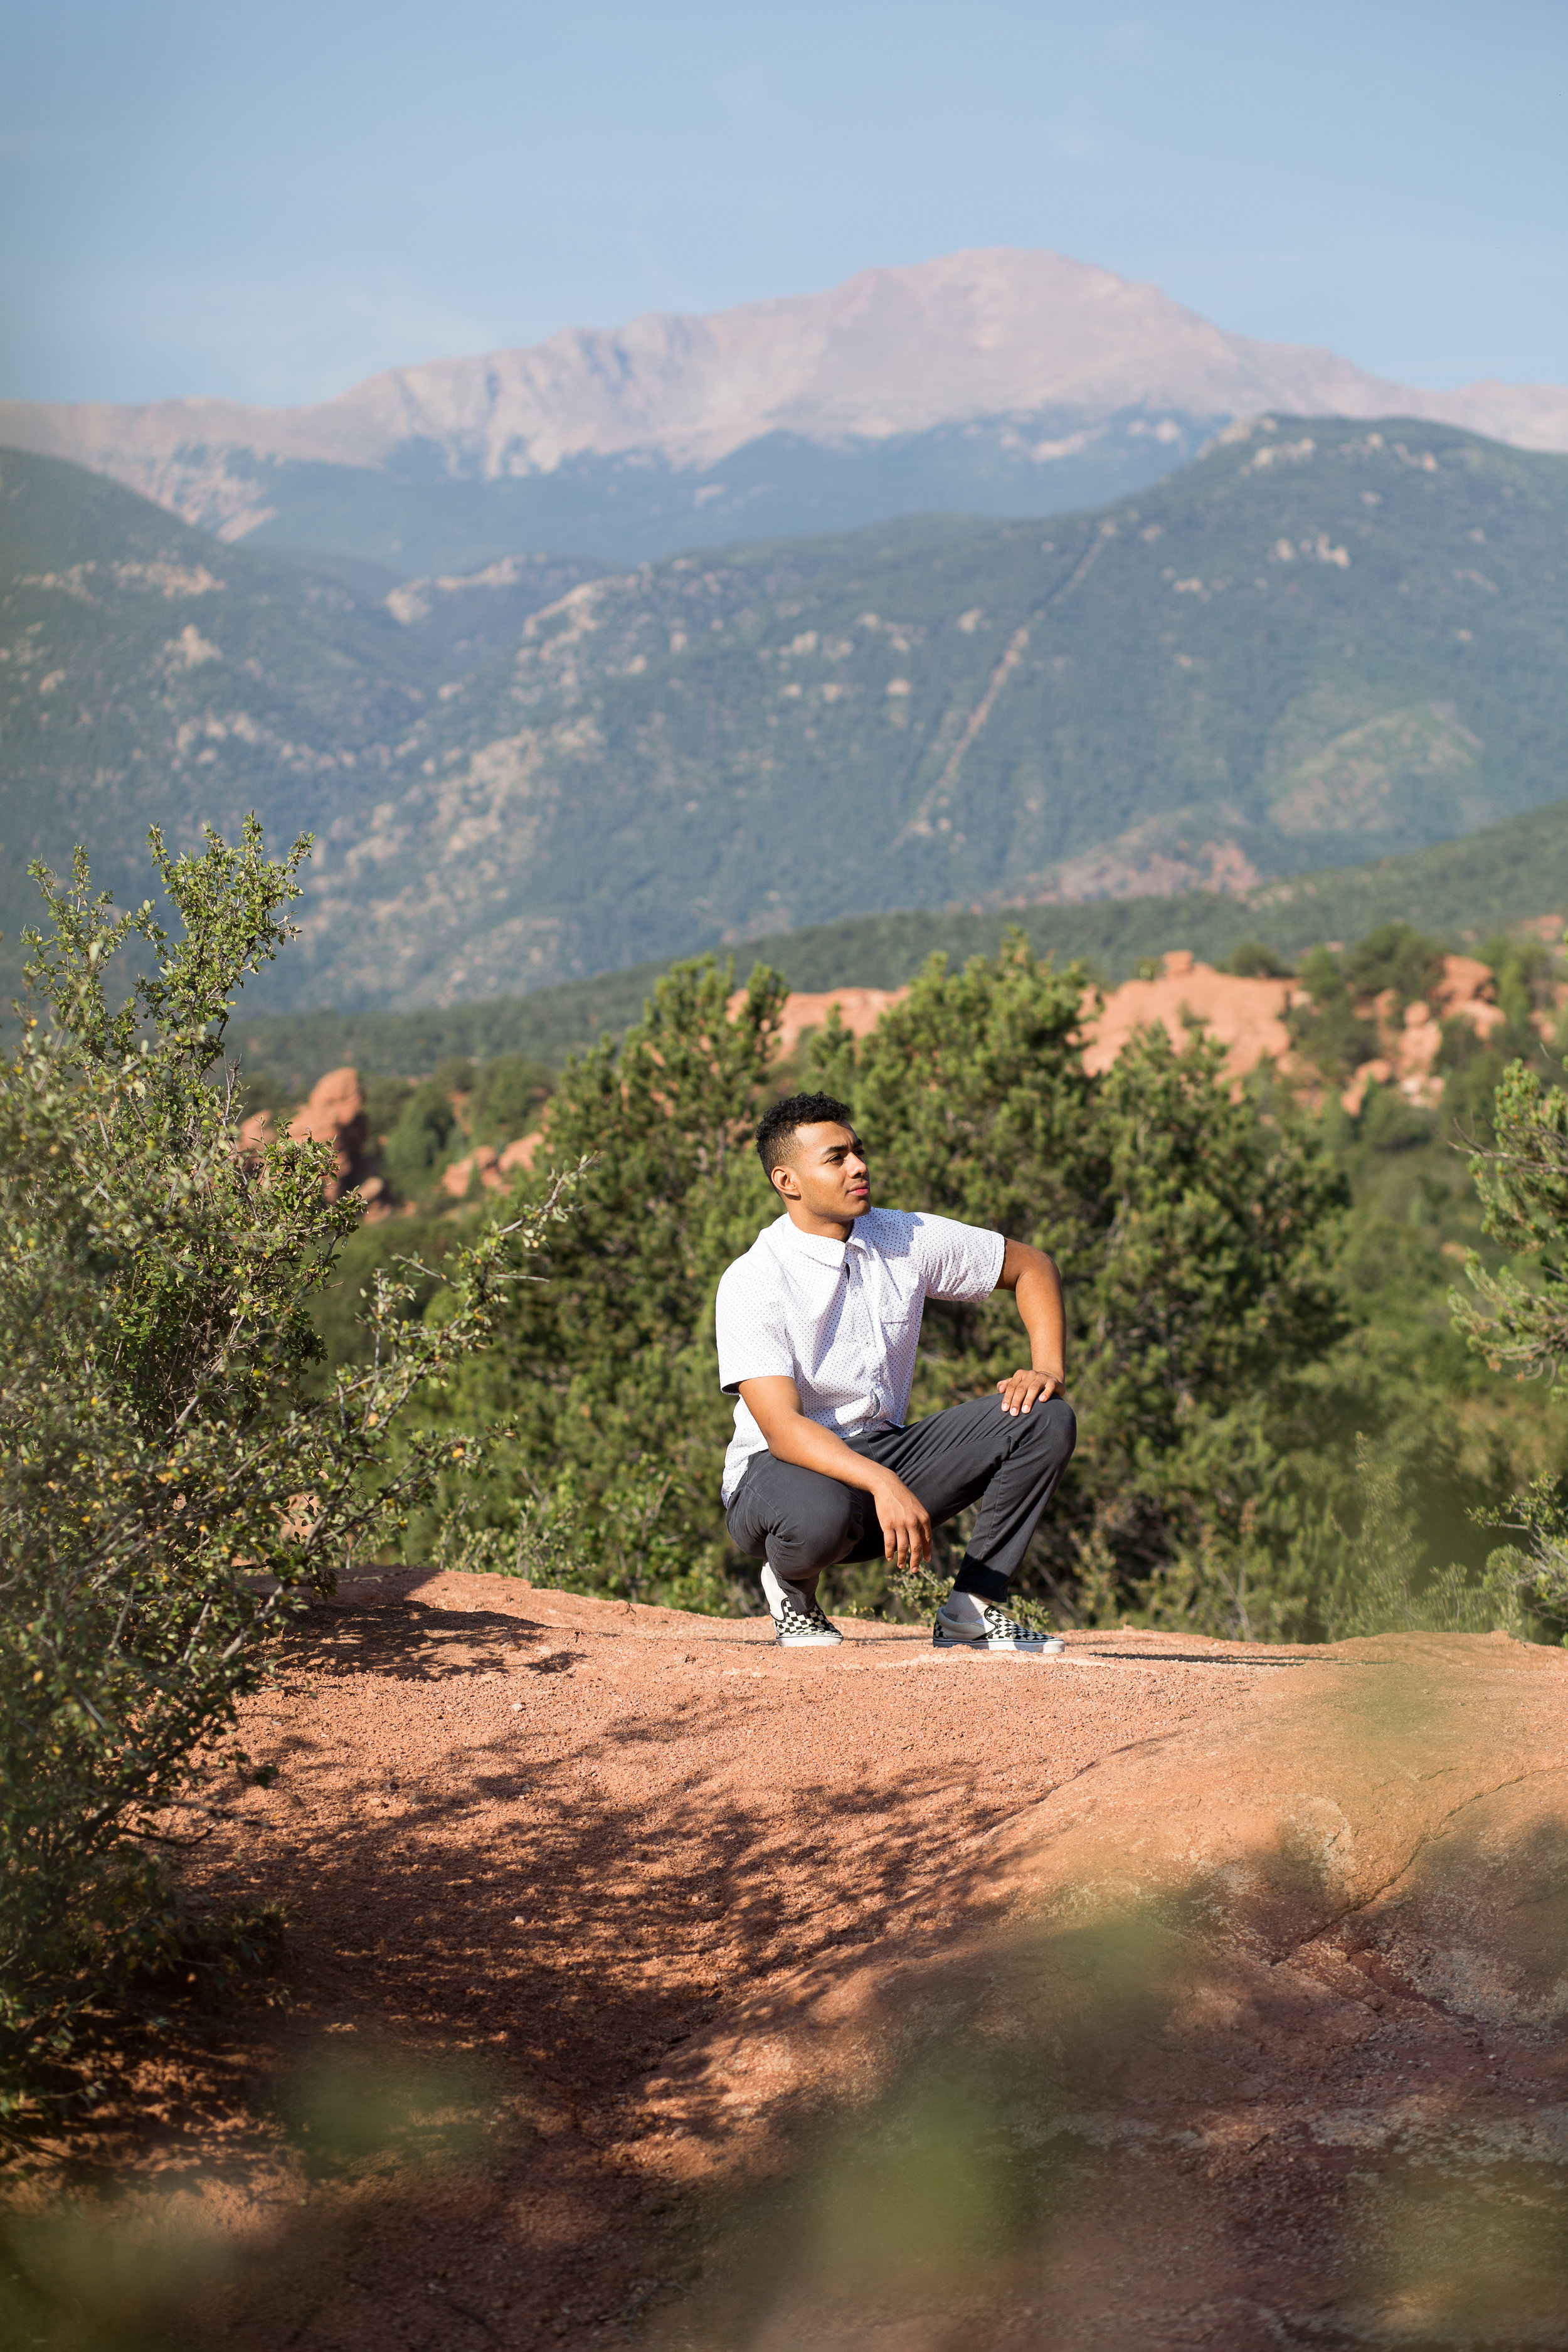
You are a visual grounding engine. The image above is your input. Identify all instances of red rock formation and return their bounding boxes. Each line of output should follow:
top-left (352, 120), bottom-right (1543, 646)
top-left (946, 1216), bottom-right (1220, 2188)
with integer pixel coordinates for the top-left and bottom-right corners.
top-left (1079, 949), bottom-right (1304, 1085)
top-left (441, 1145), bottom-right (514, 1199)
top-left (757, 948), bottom-right (1518, 1115)
top-left (498, 1130), bottom-right (543, 1173)
top-left (285, 1067), bottom-right (373, 1202)
top-left (236, 1108), bottom-right (275, 1163)
top-left (1344, 954), bottom-right (1507, 1111)
top-left (258, 948), bottom-right (1531, 1221)
top-left (725, 984), bottom-right (911, 1061)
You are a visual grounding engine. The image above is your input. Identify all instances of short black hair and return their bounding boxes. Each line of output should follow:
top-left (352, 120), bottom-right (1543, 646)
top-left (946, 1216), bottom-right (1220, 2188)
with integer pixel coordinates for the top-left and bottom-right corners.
top-left (756, 1092), bottom-right (855, 1179)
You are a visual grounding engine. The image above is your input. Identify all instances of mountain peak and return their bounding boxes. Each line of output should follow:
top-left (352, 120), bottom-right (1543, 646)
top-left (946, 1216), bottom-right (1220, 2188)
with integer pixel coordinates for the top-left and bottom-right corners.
top-left (3, 248), bottom-right (1564, 563)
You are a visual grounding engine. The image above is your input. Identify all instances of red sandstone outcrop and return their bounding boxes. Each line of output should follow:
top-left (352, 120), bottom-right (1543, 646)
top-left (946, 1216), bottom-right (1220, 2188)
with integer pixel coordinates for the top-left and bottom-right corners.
top-left (1342, 953), bottom-right (1508, 1112)
top-left (725, 983), bottom-right (911, 1060)
top-left (285, 1066), bottom-right (374, 1202)
top-left (238, 1068), bottom-right (385, 1207)
top-left (442, 1145), bottom-right (502, 1199)
top-left (498, 1130), bottom-right (543, 1173)
top-left (440, 1130), bottom-right (546, 1198)
top-left (236, 1108), bottom-right (275, 1163)
top-left (257, 946), bottom-right (1538, 1220)
top-left (726, 949), bottom-right (1522, 1115)
top-left (1079, 949), bottom-right (1303, 1084)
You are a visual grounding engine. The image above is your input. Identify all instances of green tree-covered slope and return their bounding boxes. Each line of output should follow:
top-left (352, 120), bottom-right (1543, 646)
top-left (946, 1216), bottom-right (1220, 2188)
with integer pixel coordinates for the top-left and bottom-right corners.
top-left (5, 420), bottom-right (1567, 1012)
top-left (0, 449), bottom-right (601, 993)
top-left (223, 785), bottom-right (1568, 1092)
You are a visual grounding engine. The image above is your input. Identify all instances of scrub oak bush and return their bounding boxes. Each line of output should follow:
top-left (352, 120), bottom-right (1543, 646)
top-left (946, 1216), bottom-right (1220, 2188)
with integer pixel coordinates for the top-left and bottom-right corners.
top-left (0, 822), bottom-right (575, 2123)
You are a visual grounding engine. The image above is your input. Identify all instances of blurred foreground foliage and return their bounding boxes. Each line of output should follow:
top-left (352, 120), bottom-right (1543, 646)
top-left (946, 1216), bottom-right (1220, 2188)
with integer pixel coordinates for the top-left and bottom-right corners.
top-left (0, 822), bottom-right (575, 2130)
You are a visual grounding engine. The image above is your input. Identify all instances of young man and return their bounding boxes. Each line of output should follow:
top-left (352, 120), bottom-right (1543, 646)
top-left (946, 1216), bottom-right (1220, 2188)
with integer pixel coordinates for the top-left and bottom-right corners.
top-left (715, 1091), bottom-right (1076, 1653)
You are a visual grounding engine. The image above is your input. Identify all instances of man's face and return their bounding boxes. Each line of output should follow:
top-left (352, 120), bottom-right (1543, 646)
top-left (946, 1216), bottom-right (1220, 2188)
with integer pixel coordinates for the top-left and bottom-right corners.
top-left (773, 1121), bottom-right (872, 1220)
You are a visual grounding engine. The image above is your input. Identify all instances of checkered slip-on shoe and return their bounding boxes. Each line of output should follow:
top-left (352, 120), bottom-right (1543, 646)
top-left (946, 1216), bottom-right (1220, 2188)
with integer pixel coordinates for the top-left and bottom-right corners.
top-left (932, 1602), bottom-right (1064, 1656)
top-left (762, 1566), bottom-right (844, 1648)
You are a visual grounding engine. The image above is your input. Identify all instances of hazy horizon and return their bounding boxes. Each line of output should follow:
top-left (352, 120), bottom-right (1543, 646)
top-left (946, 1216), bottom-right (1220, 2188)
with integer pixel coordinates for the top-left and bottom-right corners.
top-left (5, 0), bottom-right (1565, 411)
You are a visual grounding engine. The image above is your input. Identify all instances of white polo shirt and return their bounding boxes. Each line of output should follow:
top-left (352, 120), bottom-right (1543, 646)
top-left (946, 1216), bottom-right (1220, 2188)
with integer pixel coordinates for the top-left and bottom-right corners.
top-left (714, 1205), bottom-right (1005, 1502)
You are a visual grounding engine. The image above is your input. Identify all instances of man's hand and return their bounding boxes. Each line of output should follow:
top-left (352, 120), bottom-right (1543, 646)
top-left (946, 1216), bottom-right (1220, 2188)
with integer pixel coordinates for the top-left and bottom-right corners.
top-left (995, 1367), bottom-right (1066, 1418)
top-left (871, 1471), bottom-right (932, 1571)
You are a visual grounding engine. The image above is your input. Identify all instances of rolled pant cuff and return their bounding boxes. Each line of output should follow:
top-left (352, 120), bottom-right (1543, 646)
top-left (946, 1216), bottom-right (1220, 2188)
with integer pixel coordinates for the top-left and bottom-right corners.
top-left (951, 1557), bottom-right (1012, 1604)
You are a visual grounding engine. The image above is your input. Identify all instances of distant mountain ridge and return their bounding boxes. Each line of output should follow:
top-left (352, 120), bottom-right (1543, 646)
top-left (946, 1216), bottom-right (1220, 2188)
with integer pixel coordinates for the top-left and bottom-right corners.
top-left (5, 416), bottom-right (1566, 1015)
top-left (6, 250), bottom-right (1567, 573)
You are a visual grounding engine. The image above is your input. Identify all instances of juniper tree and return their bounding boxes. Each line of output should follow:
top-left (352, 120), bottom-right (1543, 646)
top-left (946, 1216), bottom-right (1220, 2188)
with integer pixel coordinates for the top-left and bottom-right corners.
top-left (425, 955), bottom-right (788, 1610)
top-left (813, 938), bottom-right (1350, 1634)
top-left (1450, 1058), bottom-right (1568, 1629)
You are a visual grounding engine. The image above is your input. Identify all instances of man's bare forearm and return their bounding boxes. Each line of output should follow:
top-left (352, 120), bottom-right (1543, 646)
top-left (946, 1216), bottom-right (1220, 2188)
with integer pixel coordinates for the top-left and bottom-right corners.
top-left (748, 1404), bottom-right (891, 1494)
top-left (1014, 1254), bottom-right (1066, 1378)
top-left (993, 1240), bottom-right (1067, 1416)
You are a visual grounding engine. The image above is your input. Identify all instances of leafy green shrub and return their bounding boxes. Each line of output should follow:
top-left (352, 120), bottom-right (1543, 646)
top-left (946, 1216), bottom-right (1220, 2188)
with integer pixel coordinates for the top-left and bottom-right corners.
top-left (1435, 936), bottom-right (1562, 1151)
top-left (1444, 1041), bottom-right (1568, 1636)
top-left (413, 956), bottom-right (788, 1613)
top-left (382, 1076), bottom-right (458, 1199)
top-left (1360, 1082), bottom-right (1433, 1155)
top-left (1340, 922), bottom-right (1446, 1010)
top-left (1224, 940), bottom-right (1293, 978)
top-left (230, 1067), bottom-right (293, 1125)
top-left (1475, 933), bottom-right (1559, 1033)
top-left (1454, 1058), bottom-right (1568, 1382)
top-left (469, 1052), bottom-right (553, 1147)
top-left (309, 1210), bottom-right (459, 1369)
top-left (0, 820), bottom-right (575, 2125)
top-left (1288, 927), bottom-right (1448, 1091)
top-left (361, 1073), bottom-right (413, 1143)
top-left (1290, 946), bottom-right (1379, 1083)
top-left (1318, 1438), bottom-right (1520, 1639)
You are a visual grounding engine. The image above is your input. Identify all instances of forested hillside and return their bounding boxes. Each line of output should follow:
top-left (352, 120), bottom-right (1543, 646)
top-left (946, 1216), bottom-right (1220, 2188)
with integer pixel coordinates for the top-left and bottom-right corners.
top-left (224, 789), bottom-right (1568, 1091)
top-left (6, 418), bottom-right (1567, 1011)
top-left (0, 449), bottom-right (602, 993)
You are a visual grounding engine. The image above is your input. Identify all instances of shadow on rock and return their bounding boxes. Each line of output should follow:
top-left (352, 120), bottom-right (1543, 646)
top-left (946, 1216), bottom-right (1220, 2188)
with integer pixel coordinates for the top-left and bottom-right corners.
top-left (647, 1636), bottom-right (1568, 2351)
top-left (7, 1615), bottom-right (1568, 2352)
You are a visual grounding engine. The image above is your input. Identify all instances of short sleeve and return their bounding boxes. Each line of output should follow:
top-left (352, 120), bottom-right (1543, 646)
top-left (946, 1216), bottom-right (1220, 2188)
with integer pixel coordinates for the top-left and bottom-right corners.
top-left (715, 1258), bottom-right (795, 1394)
top-left (908, 1211), bottom-right (1005, 1305)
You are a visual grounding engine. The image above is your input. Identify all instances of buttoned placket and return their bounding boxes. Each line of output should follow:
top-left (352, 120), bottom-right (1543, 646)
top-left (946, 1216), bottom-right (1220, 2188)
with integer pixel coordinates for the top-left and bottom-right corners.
top-left (845, 1242), bottom-right (882, 1423)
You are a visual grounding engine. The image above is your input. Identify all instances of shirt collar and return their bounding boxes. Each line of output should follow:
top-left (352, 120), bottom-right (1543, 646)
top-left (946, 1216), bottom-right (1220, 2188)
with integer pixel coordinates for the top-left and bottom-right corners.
top-left (769, 1212), bottom-right (871, 1270)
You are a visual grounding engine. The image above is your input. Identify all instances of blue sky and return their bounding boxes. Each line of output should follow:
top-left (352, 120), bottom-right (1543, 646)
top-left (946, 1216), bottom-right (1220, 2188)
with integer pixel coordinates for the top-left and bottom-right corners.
top-left (4, 0), bottom-right (1565, 406)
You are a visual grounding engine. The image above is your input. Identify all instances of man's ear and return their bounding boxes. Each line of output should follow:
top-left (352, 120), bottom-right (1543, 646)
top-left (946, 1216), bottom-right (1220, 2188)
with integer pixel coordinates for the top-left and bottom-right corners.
top-left (770, 1161), bottom-right (800, 1200)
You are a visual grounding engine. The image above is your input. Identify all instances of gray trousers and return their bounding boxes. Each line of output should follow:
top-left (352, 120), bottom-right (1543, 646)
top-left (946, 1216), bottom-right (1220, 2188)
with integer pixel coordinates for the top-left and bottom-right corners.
top-left (724, 1393), bottom-right (1076, 1604)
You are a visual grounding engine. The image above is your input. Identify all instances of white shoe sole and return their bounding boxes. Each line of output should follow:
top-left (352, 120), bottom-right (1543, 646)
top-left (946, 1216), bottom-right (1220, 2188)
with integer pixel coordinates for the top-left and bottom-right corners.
top-left (931, 1633), bottom-right (1064, 1657)
top-left (774, 1630), bottom-right (844, 1647)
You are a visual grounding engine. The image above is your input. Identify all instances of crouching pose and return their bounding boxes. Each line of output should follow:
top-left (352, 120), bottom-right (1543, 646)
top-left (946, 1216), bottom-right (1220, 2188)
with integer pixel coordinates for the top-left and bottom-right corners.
top-left (715, 1093), bottom-right (1076, 1653)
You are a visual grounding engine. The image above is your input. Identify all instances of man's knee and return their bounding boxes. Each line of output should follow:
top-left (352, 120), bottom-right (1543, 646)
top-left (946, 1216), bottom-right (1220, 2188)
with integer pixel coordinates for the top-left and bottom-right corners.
top-left (1019, 1395), bottom-right (1076, 1465)
top-left (736, 1463), bottom-right (861, 1569)
top-left (776, 1482), bottom-right (861, 1565)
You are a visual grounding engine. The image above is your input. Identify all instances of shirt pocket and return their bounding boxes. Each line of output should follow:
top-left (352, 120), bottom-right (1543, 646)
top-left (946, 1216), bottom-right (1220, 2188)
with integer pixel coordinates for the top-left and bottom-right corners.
top-left (874, 1285), bottom-right (925, 1354)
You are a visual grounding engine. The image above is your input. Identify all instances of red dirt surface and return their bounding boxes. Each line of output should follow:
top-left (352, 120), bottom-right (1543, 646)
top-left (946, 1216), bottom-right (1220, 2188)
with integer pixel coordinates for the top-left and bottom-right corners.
top-left (7, 1576), bottom-right (1568, 2351)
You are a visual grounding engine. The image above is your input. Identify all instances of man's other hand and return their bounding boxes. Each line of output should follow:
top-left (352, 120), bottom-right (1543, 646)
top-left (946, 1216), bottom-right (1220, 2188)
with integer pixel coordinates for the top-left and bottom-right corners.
top-left (996, 1367), bottom-right (1066, 1417)
top-left (872, 1473), bottom-right (933, 1571)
